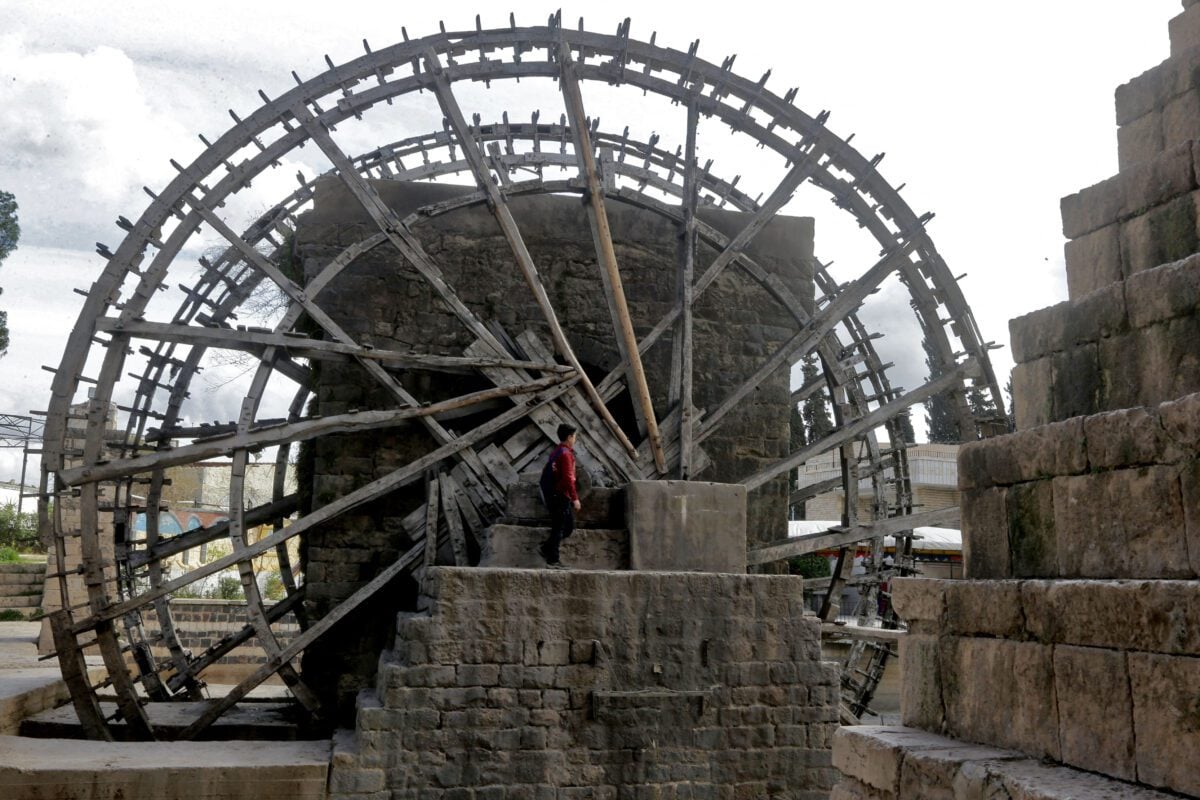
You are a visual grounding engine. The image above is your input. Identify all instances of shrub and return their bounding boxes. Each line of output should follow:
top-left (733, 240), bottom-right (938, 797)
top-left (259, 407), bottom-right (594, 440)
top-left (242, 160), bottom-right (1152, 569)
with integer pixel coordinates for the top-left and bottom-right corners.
top-left (0, 609), bottom-right (26, 621)
top-left (214, 575), bottom-right (244, 600)
top-left (788, 553), bottom-right (831, 578)
top-left (0, 504), bottom-right (41, 553)
top-left (263, 571), bottom-right (286, 602)
top-left (0, 546), bottom-right (19, 563)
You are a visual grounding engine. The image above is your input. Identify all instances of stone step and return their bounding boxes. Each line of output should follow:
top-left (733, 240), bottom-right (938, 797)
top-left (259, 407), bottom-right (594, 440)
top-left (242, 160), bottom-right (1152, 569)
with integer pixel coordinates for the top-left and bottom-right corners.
top-left (894, 579), bottom-right (1200, 796)
top-left (0, 582), bottom-right (42, 596)
top-left (19, 701), bottom-right (318, 742)
top-left (0, 595), bottom-right (41, 609)
top-left (0, 562), bottom-right (47, 576)
top-left (833, 726), bottom-right (1180, 799)
top-left (0, 734), bottom-right (330, 800)
top-left (500, 481), bottom-right (625, 529)
top-left (477, 524), bottom-right (629, 570)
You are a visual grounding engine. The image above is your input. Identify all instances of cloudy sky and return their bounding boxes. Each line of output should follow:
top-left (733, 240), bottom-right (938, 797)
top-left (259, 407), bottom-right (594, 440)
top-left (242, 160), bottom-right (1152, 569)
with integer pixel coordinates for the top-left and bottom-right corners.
top-left (0, 0), bottom-right (1184, 483)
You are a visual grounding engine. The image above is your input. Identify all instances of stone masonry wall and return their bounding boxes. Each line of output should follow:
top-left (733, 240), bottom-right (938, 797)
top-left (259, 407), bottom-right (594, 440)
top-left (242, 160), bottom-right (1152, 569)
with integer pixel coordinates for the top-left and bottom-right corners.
top-left (296, 180), bottom-right (813, 717)
top-left (835, 4), bottom-right (1200, 798)
top-left (329, 567), bottom-right (839, 799)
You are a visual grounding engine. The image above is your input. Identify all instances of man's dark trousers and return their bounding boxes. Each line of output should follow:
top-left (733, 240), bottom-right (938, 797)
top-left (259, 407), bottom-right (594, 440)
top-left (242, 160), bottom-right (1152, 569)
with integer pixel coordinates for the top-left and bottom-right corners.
top-left (542, 494), bottom-right (575, 563)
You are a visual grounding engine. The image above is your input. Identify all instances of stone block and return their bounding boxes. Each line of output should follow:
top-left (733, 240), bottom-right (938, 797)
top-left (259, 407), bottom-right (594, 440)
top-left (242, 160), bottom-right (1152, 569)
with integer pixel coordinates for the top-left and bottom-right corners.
top-left (1054, 467), bottom-right (1191, 579)
top-left (938, 637), bottom-right (1059, 760)
top-left (831, 726), bottom-right (949, 794)
top-left (943, 581), bottom-right (1023, 638)
top-left (899, 743), bottom-right (1022, 800)
top-left (1129, 652), bottom-right (1200, 796)
top-left (1160, 391), bottom-right (1200, 451)
top-left (1117, 110), bottom-right (1164, 171)
top-left (476, 524), bottom-right (629, 570)
top-left (960, 487), bottom-right (1010, 579)
top-left (898, 634), bottom-right (944, 732)
top-left (1115, 59), bottom-right (1168, 126)
top-left (1009, 302), bottom-right (1068, 363)
top-left (1119, 191), bottom-right (1200, 277)
top-left (968, 417), bottom-right (1086, 487)
top-left (1051, 343), bottom-right (1101, 422)
top-left (625, 481), bottom-right (747, 573)
top-left (1061, 143), bottom-right (1197, 239)
top-left (1022, 580), bottom-right (1200, 654)
top-left (1183, 460), bottom-right (1200, 574)
top-left (1052, 646), bottom-right (1136, 781)
top-left (1083, 406), bottom-right (1184, 469)
top-left (1064, 223), bottom-right (1123, 299)
top-left (1170, 3), bottom-right (1200, 56)
top-left (1138, 316), bottom-right (1200, 409)
top-left (1163, 86), bottom-right (1200, 152)
top-left (1007, 481), bottom-right (1056, 578)
top-left (1011, 357), bottom-right (1053, 431)
top-left (888, 578), bottom-right (945, 627)
top-left (1125, 251), bottom-right (1200, 328)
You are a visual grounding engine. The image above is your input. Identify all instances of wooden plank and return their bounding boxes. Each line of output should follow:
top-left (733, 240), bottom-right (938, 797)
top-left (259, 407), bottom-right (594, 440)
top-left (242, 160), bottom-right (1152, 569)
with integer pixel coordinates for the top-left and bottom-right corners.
top-left (677, 99), bottom-right (700, 479)
top-left (818, 547), bottom-right (851, 622)
top-left (175, 537), bottom-right (427, 740)
top-left (73, 384), bottom-right (570, 632)
top-left (438, 473), bottom-right (469, 566)
top-left (443, 472), bottom-right (485, 534)
top-left (557, 39), bottom-right (667, 474)
top-left (60, 374), bottom-right (568, 486)
top-left (739, 359), bottom-right (980, 491)
top-left (477, 444), bottom-right (520, 491)
top-left (424, 50), bottom-right (640, 464)
top-left (423, 474), bottom-right (440, 573)
top-left (746, 505), bottom-right (963, 566)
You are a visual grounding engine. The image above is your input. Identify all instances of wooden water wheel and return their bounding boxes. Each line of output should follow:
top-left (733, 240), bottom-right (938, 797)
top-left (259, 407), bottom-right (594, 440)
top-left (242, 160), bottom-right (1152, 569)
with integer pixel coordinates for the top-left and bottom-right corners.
top-left (41, 14), bottom-right (1003, 739)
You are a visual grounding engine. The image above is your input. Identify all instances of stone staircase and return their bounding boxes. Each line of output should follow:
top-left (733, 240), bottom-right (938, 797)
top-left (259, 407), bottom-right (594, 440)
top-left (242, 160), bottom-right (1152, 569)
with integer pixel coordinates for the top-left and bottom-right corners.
top-left (833, 4), bottom-right (1200, 798)
top-left (0, 561), bottom-right (46, 620)
top-left (476, 480), bottom-right (630, 570)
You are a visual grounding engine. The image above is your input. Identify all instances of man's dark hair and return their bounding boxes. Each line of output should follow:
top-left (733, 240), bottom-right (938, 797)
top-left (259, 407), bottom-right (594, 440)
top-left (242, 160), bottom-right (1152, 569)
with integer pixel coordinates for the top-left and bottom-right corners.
top-left (556, 423), bottom-right (577, 442)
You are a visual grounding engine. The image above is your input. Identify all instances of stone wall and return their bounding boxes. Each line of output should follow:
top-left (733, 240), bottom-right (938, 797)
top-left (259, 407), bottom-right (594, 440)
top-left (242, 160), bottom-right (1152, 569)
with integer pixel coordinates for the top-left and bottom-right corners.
top-left (834, 4), bottom-right (1200, 798)
top-left (295, 180), bottom-right (813, 717)
top-left (329, 567), bottom-right (839, 799)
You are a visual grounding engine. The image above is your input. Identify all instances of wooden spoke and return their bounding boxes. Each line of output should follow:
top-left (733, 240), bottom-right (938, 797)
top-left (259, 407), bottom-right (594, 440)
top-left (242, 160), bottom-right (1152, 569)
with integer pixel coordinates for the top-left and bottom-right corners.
top-left (746, 505), bottom-right (962, 566)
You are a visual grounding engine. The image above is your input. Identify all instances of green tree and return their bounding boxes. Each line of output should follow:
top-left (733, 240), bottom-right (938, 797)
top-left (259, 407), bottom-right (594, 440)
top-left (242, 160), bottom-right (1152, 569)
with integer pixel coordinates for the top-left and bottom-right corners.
top-left (0, 190), bottom-right (19, 356)
top-left (0, 503), bottom-right (41, 552)
top-left (922, 337), bottom-right (959, 443)
top-left (800, 355), bottom-right (834, 443)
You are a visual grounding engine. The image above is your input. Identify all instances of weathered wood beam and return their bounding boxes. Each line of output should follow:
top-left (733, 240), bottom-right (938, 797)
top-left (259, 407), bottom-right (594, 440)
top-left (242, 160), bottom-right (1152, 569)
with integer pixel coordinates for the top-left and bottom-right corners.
top-left (97, 318), bottom-right (571, 374)
top-left (423, 50), bottom-right (639, 463)
top-left (747, 504), bottom-right (962, 565)
top-left (740, 358), bottom-right (979, 491)
top-left (675, 99), bottom-right (700, 479)
top-left (696, 240), bottom-right (921, 441)
top-left (557, 38), bottom-right (666, 475)
top-left (60, 374), bottom-right (568, 486)
top-left (70, 383), bottom-right (572, 633)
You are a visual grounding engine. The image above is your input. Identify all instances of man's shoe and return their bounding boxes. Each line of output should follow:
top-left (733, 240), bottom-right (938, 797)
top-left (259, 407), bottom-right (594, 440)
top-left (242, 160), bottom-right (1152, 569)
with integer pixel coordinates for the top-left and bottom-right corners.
top-left (538, 543), bottom-right (553, 562)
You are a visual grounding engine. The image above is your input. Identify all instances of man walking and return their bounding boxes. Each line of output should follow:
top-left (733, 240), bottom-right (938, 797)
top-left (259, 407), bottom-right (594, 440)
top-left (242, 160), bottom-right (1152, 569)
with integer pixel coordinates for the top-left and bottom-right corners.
top-left (538, 424), bottom-right (580, 569)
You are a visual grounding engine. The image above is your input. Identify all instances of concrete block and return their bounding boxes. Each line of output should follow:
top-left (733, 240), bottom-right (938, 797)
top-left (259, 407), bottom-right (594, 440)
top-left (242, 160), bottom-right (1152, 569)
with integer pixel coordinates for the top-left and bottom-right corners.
top-left (625, 481), bottom-right (746, 573)
top-left (1011, 357), bottom-right (1053, 431)
top-left (1125, 251), bottom-right (1200, 329)
top-left (960, 487), bottom-right (1010, 579)
top-left (1053, 646), bottom-right (1136, 781)
top-left (1117, 110), bottom-right (1164, 171)
top-left (1007, 481), bottom-right (1056, 578)
top-left (938, 637), bottom-right (1059, 760)
top-left (1064, 223), bottom-right (1123, 299)
top-left (1119, 191), bottom-right (1200, 277)
top-left (1129, 652), bottom-right (1200, 796)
